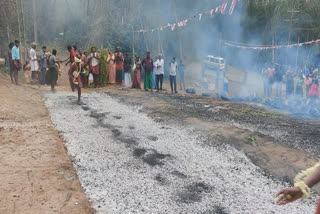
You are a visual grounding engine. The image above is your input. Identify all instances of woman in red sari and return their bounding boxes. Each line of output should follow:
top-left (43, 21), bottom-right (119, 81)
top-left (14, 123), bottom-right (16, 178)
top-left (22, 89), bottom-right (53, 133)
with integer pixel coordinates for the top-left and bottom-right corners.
top-left (132, 56), bottom-right (141, 89)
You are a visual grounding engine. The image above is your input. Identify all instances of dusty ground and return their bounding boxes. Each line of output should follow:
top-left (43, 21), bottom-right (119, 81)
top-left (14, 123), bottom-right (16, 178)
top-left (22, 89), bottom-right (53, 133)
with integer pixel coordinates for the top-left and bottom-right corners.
top-left (2, 62), bottom-right (320, 213)
top-left (0, 75), bottom-right (93, 214)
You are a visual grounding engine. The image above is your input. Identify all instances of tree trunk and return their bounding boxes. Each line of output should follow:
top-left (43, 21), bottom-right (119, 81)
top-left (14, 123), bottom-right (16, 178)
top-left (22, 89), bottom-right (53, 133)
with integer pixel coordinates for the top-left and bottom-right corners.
top-left (32, 0), bottom-right (38, 43)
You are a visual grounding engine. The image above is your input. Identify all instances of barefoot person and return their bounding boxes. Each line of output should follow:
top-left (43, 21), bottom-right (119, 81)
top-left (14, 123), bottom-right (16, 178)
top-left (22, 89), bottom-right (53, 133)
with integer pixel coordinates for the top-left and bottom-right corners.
top-left (88, 47), bottom-right (100, 88)
top-left (115, 47), bottom-right (124, 85)
top-left (123, 52), bottom-right (132, 88)
top-left (132, 56), bottom-right (141, 89)
top-left (47, 49), bottom-right (59, 92)
top-left (79, 48), bottom-right (88, 88)
top-left (40, 46), bottom-right (48, 85)
top-left (107, 49), bottom-right (116, 84)
top-left (65, 45), bottom-right (77, 91)
top-left (30, 42), bottom-right (39, 83)
top-left (8, 42), bottom-right (14, 83)
top-left (11, 40), bottom-right (21, 85)
top-left (142, 52), bottom-right (154, 91)
top-left (68, 57), bottom-right (82, 104)
top-left (277, 162), bottom-right (320, 213)
top-left (169, 57), bottom-right (178, 93)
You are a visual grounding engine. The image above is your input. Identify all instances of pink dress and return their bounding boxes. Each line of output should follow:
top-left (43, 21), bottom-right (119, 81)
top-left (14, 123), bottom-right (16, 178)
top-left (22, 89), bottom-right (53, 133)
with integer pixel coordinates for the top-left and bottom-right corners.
top-left (309, 84), bottom-right (319, 97)
top-left (107, 54), bottom-right (116, 84)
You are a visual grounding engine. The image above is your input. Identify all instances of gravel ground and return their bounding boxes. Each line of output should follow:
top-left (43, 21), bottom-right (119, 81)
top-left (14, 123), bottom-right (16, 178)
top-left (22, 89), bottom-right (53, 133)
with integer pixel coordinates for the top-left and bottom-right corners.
top-left (43, 92), bottom-right (316, 214)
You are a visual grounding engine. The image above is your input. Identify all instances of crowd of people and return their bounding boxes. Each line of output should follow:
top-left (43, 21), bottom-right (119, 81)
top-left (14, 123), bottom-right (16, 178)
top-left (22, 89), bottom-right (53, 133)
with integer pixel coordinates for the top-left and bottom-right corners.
top-left (262, 63), bottom-right (320, 100)
top-left (7, 41), bottom-right (186, 104)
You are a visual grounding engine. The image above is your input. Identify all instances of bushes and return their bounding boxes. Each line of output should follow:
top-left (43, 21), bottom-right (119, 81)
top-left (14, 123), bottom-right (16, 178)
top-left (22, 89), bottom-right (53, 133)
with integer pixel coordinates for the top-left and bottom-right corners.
top-left (98, 48), bottom-right (109, 86)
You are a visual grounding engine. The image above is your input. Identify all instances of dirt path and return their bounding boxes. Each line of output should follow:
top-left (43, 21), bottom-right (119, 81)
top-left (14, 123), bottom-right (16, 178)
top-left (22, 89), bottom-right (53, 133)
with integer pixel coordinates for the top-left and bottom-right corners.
top-left (0, 76), bottom-right (93, 214)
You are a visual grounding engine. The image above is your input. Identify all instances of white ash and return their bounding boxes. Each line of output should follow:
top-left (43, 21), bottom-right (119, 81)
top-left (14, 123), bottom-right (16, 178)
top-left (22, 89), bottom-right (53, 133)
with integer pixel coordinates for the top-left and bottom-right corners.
top-left (43, 92), bottom-right (316, 214)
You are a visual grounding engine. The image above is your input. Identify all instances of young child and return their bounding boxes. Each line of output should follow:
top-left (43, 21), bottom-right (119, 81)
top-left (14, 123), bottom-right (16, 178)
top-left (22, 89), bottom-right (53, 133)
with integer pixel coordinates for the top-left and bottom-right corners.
top-left (23, 61), bottom-right (32, 84)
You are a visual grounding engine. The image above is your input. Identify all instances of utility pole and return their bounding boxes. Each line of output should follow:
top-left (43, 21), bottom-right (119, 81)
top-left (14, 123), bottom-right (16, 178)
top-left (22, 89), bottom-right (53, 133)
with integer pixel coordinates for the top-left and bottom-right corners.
top-left (21, 0), bottom-right (27, 61)
top-left (32, 0), bottom-right (38, 43)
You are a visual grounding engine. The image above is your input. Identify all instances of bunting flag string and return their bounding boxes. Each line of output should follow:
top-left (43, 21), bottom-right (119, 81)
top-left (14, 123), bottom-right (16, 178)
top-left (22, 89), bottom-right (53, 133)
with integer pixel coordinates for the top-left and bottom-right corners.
top-left (132, 1), bottom-right (240, 34)
top-left (224, 39), bottom-right (320, 50)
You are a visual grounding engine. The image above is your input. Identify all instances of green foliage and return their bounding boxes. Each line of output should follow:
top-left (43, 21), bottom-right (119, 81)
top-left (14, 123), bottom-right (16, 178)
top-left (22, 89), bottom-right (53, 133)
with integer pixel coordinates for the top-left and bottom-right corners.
top-left (0, 67), bottom-right (9, 75)
top-left (98, 48), bottom-right (109, 86)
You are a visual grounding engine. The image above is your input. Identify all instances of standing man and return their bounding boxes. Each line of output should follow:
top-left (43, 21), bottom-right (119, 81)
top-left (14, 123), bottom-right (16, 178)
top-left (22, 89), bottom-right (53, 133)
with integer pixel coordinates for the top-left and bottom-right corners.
top-left (88, 47), bottom-right (100, 87)
top-left (40, 46), bottom-right (47, 85)
top-left (169, 57), bottom-right (178, 93)
top-left (123, 52), bottom-right (132, 88)
top-left (115, 47), bottom-right (124, 85)
top-left (79, 48), bottom-right (88, 88)
top-left (8, 42), bottom-right (14, 83)
top-left (11, 40), bottom-right (21, 85)
top-left (155, 54), bottom-right (164, 92)
top-left (47, 49), bottom-right (59, 92)
top-left (178, 59), bottom-right (185, 91)
top-left (30, 42), bottom-right (39, 82)
top-left (142, 52), bottom-right (154, 91)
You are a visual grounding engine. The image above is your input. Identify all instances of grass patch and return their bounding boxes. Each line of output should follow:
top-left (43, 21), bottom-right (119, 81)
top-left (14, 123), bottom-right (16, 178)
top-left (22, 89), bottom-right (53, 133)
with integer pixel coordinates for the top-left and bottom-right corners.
top-left (0, 67), bottom-right (9, 75)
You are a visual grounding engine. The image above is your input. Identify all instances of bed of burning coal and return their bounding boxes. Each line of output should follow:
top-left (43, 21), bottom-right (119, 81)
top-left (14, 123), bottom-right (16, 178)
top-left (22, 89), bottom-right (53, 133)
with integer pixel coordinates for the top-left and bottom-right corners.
top-left (109, 91), bottom-right (320, 160)
top-left (42, 91), bottom-right (316, 214)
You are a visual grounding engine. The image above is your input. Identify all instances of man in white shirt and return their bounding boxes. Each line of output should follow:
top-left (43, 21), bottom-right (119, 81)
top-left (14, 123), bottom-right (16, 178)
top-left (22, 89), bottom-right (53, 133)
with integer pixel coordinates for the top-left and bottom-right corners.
top-left (169, 57), bottom-right (178, 93)
top-left (30, 42), bottom-right (39, 82)
top-left (155, 54), bottom-right (164, 92)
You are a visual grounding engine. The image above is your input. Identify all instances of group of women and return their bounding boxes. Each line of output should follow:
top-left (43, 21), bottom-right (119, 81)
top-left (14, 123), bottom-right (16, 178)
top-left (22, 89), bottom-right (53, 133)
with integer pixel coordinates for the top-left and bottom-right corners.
top-left (107, 49), bottom-right (142, 88)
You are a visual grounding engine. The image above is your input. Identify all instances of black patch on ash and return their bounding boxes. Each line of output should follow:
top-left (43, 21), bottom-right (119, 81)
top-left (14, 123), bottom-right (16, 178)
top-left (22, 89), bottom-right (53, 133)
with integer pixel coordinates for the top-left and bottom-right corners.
top-left (171, 170), bottom-right (188, 179)
top-left (176, 182), bottom-right (213, 204)
top-left (90, 111), bottom-right (107, 119)
top-left (112, 129), bottom-right (122, 137)
top-left (202, 206), bottom-right (229, 214)
top-left (128, 125), bottom-right (135, 130)
top-left (155, 173), bottom-right (169, 185)
top-left (142, 150), bottom-right (170, 167)
top-left (113, 115), bottom-right (122, 120)
top-left (117, 136), bottom-right (138, 146)
top-left (147, 136), bottom-right (158, 141)
top-left (133, 148), bottom-right (147, 157)
top-left (81, 106), bottom-right (91, 111)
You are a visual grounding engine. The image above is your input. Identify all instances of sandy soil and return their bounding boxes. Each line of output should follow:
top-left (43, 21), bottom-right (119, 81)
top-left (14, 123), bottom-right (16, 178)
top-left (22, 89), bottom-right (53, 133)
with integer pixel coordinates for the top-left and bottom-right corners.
top-left (0, 75), bottom-right (93, 214)
top-left (2, 61), bottom-right (320, 213)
